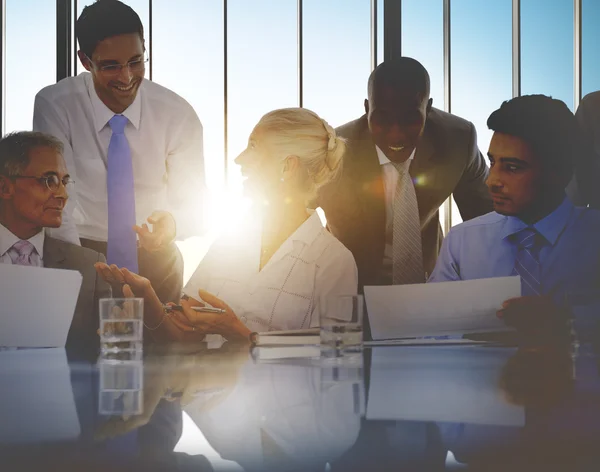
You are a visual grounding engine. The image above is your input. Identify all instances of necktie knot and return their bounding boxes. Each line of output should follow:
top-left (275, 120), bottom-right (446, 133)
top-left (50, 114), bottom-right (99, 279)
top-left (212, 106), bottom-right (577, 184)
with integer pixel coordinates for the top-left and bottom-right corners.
top-left (392, 160), bottom-right (411, 176)
top-left (512, 227), bottom-right (545, 251)
top-left (8, 240), bottom-right (40, 266)
top-left (12, 240), bottom-right (35, 257)
top-left (109, 115), bottom-right (128, 135)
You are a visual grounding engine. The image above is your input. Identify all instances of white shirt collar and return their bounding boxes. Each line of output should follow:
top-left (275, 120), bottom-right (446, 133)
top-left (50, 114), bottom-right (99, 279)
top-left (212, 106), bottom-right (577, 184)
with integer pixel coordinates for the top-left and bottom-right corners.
top-left (376, 146), bottom-right (416, 166)
top-left (0, 224), bottom-right (45, 260)
top-left (85, 72), bottom-right (142, 132)
top-left (262, 211), bottom-right (324, 269)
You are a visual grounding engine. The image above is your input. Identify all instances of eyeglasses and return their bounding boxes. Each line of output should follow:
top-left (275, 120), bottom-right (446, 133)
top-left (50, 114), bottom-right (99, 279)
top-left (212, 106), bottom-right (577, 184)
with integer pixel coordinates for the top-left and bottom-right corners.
top-left (85, 54), bottom-right (148, 76)
top-left (11, 175), bottom-right (74, 192)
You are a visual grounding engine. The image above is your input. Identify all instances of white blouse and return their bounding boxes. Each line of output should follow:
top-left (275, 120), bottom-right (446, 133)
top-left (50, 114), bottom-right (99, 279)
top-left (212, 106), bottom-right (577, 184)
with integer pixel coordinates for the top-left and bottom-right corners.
top-left (183, 210), bottom-right (358, 332)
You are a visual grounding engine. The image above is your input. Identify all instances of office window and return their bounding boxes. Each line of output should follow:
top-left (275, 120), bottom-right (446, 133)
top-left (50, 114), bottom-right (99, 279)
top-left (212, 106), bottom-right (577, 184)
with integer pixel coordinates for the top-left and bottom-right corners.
top-left (451, 0), bottom-right (512, 159)
top-left (4, 0), bottom-right (56, 133)
top-left (401, 0), bottom-right (444, 111)
top-left (303, 0), bottom-right (371, 128)
top-left (152, 0), bottom-right (224, 200)
top-left (226, 0), bottom-right (298, 192)
top-left (582, 0), bottom-right (600, 97)
top-left (75, 0), bottom-right (150, 75)
top-left (521, 0), bottom-right (574, 110)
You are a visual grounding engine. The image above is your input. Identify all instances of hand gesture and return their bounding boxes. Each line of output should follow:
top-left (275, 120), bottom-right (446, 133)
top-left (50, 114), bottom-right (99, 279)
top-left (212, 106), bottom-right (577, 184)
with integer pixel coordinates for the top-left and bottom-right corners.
top-left (134, 210), bottom-right (176, 252)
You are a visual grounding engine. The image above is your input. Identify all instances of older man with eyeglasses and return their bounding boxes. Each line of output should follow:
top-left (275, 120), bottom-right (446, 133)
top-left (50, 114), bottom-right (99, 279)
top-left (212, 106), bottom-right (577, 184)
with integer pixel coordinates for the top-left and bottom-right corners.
top-left (0, 131), bottom-right (111, 350)
top-left (32, 0), bottom-right (206, 304)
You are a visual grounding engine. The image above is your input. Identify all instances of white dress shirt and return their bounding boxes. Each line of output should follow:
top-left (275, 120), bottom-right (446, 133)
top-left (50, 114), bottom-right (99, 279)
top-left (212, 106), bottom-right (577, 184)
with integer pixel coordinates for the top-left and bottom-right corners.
top-left (183, 210), bottom-right (358, 333)
top-left (0, 224), bottom-right (44, 266)
top-left (33, 72), bottom-right (205, 244)
top-left (376, 146), bottom-right (416, 283)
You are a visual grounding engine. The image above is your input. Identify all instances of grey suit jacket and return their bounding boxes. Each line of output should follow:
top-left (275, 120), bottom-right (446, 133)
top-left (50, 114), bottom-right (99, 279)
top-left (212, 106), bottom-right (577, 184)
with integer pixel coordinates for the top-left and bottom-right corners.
top-left (43, 236), bottom-right (111, 349)
top-left (318, 109), bottom-right (493, 289)
top-left (569, 91), bottom-right (600, 209)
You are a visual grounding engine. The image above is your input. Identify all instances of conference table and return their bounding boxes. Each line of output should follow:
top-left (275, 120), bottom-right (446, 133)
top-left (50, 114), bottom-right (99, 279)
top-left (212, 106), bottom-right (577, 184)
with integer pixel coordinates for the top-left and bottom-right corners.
top-left (1, 339), bottom-right (599, 471)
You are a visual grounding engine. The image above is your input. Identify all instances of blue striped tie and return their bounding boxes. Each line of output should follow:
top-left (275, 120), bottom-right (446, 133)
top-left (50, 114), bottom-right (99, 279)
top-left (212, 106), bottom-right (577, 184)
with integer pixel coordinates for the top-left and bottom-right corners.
top-left (107, 115), bottom-right (138, 273)
top-left (511, 227), bottom-right (545, 296)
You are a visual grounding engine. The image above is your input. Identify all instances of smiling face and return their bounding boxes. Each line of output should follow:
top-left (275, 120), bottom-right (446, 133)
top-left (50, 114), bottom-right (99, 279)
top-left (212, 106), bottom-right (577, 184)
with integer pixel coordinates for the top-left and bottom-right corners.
top-left (0, 146), bottom-right (69, 234)
top-left (365, 85), bottom-right (432, 163)
top-left (234, 127), bottom-right (284, 203)
top-left (79, 33), bottom-right (145, 114)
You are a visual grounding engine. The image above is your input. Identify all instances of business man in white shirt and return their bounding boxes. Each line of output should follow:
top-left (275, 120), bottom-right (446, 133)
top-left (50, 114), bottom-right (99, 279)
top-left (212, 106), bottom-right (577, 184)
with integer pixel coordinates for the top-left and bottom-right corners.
top-left (33, 0), bottom-right (205, 303)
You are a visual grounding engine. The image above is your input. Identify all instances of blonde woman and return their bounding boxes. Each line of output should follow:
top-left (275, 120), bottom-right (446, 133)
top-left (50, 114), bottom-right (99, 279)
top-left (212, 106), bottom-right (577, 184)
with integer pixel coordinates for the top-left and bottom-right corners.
top-left (96, 108), bottom-right (358, 342)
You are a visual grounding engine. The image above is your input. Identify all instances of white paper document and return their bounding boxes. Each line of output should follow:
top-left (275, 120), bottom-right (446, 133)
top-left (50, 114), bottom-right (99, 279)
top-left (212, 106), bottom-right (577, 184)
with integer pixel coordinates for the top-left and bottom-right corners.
top-left (366, 346), bottom-right (525, 426)
top-left (364, 276), bottom-right (521, 340)
top-left (0, 264), bottom-right (82, 348)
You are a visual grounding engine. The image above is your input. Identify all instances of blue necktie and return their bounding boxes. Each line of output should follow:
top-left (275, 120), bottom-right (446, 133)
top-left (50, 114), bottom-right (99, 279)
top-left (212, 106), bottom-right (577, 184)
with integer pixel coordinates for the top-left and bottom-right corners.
top-left (511, 227), bottom-right (545, 296)
top-left (107, 115), bottom-right (138, 273)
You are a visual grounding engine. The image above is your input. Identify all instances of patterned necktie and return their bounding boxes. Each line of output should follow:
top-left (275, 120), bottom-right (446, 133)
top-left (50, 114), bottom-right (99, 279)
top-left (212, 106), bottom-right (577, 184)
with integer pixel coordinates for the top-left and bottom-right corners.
top-left (107, 115), bottom-right (138, 273)
top-left (511, 227), bottom-right (545, 296)
top-left (8, 240), bottom-right (41, 266)
top-left (392, 160), bottom-right (424, 285)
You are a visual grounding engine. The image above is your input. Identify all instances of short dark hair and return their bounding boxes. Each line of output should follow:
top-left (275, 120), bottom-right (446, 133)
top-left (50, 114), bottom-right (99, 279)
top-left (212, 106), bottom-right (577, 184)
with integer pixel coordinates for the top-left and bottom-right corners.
top-left (487, 95), bottom-right (578, 177)
top-left (368, 57), bottom-right (431, 102)
top-left (0, 132), bottom-right (64, 177)
top-left (76, 0), bottom-right (144, 59)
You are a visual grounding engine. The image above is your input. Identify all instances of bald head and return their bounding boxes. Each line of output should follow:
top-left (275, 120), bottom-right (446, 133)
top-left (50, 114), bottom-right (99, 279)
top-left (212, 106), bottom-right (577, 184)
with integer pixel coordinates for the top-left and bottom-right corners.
top-left (365, 57), bottom-right (433, 163)
top-left (367, 57), bottom-right (431, 103)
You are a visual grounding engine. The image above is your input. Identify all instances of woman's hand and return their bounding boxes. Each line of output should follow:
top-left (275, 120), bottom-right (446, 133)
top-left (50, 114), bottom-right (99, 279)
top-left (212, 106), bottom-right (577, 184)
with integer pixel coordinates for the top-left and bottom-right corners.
top-left (169, 290), bottom-right (252, 341)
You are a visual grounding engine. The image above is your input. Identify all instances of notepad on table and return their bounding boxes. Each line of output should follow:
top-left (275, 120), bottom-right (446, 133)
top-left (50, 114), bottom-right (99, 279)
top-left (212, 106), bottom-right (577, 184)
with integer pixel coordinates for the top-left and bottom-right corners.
top-left (250, 328), bottom-right (320, 346)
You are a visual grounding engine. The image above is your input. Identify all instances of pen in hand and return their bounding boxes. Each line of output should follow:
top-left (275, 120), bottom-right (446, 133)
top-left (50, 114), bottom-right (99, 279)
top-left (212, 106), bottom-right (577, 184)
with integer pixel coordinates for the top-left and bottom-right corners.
top-left (164, 305), bottom-right (226, 314)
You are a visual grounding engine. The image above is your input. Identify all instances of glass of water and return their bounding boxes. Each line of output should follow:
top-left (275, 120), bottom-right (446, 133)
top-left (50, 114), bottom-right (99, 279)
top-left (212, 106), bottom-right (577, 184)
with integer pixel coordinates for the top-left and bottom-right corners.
top-left (99, 298), bottom-right (144, 352)
top-left (320, 294), bottom-right (364, 356)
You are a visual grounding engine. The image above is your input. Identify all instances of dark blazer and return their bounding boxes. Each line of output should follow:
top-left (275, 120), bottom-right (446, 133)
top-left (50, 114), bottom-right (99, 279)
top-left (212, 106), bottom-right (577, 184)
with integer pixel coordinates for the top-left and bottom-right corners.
top-left (568, 91), bottom-right (600, 209)
top-left (43, 236), bottom-right (111, 349)
top-left (318, 109), bottom-right (493, 289)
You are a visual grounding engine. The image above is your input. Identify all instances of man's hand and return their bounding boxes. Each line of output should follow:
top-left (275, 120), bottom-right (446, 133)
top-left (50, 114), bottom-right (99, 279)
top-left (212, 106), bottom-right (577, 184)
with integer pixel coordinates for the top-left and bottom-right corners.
top-left (497, 296), bottom-right (571, 345)
top-left (134, 210), bottom-right (176, 253)
top-left (94, 262), bottom-right (164, 320)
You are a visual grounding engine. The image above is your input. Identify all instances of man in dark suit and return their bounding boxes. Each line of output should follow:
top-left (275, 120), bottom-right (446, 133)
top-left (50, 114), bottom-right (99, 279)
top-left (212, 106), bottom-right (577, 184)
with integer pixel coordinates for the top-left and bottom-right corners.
top-left (318, 57), bottom-right (492, 291)
top-left (0, 131), bottom-right (110, 349)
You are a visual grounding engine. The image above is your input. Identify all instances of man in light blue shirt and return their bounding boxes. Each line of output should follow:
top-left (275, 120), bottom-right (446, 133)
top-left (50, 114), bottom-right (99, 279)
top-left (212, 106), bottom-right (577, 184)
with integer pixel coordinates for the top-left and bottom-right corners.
top-left (430, 95), bottom-right (600, 341)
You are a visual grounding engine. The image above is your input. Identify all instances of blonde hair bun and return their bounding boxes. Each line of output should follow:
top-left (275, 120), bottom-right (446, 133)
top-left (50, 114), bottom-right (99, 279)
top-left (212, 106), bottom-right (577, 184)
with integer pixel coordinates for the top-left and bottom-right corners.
top-left (254, 107), bottom-right (346, 201)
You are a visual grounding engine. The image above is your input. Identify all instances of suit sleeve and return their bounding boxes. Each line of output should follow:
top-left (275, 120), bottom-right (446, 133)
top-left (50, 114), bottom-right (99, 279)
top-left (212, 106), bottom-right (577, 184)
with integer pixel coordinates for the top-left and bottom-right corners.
top-left (33, 94), bottom-right (81, 246)
top-left (452, 123), bottom-right (494, 221)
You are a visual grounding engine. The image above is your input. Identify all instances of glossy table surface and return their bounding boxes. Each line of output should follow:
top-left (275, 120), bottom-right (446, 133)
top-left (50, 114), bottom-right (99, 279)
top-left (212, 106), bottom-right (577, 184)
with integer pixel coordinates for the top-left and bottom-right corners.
top-left (1, 341), bottom-right (599, 472)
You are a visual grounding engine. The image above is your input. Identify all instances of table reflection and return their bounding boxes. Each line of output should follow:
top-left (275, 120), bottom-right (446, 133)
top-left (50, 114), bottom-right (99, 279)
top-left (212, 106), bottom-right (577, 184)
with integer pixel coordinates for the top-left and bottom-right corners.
top-left (186, 353), bottom-right (364, 471)
top-left (1, 343), bottom-right (600, 471)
